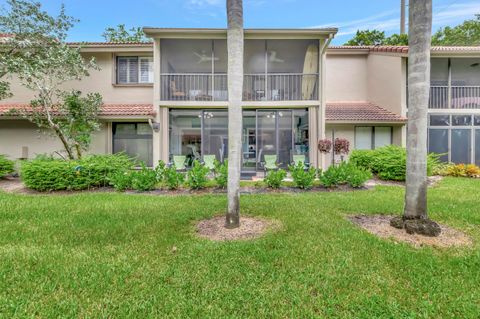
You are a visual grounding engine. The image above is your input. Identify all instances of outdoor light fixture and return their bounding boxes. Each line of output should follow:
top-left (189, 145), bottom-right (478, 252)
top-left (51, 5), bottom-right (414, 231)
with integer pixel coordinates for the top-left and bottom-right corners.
top-left (148, 119), bottom-right (160, 133)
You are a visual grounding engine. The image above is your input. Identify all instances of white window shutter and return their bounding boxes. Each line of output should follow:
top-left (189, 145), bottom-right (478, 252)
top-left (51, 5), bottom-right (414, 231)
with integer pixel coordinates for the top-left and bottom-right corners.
top-left (139, 57), bottom-right (154, 83)
top-left (117, 57), bottom-right (128, 84)
top-left (128, 57), bottom-right (139, 83)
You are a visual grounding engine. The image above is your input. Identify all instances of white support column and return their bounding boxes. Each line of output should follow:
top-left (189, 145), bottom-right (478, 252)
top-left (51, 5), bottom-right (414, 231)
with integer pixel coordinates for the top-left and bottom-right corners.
top-left (317, 38), bottom-right (327, 169)
top-left (308, 106), bottom-right (318, 168)
top-left (152, 38), bottom-right (162, 166)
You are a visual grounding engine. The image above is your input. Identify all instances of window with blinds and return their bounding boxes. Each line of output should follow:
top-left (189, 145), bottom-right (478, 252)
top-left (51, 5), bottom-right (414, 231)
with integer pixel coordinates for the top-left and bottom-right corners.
top-left (354, 126), bottom-right (393, 150)
top-left (116, 56), bottom-right (153, 84)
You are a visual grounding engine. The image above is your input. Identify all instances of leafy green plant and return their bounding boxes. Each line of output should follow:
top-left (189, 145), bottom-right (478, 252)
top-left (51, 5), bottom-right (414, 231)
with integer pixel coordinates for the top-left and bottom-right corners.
top-left (264, 169), bottom-right (286, 189)
top-left (288, 162), bottom-right (317, 189)
top-left (0, 155), bottom-right (15, 178)
top-left (350, 146), bottom-right (438, 181)
top-left (109, 171), bottom-right (133, 191)
top-left (213, 160), bottom-right (228, 189)
top-left (186, 160), bottom-right (210, 190)
top-left (155, 160), bottom-right (167, 182)
top-left (344, 164), bottom-right (372, 188)
top-left (21, 154), bottom-right (134, 191)
top-left (163, 165), bottom-right (185, 190)
top-left (320, 165), bottom-right (343, 188)
top-left (131, 164), bottom-right (157, 191)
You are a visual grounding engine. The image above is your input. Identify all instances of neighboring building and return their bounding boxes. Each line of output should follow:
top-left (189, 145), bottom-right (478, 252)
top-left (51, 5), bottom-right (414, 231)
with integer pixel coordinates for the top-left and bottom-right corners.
top-left (1, 28), bottom-right (479, 177)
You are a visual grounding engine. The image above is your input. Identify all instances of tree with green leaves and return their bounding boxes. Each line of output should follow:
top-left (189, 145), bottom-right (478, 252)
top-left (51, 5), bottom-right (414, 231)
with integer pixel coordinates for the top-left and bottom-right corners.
top-left (102, 24), bottom-right (148, 42)
top-left (0, 0), bottom-right (102, 159)
top-left (345, 29), bottom-right (386, 45)
top-left (432, 14), bottom-right (480, 45)
top-left (345, 29), bottom-right (408, 46)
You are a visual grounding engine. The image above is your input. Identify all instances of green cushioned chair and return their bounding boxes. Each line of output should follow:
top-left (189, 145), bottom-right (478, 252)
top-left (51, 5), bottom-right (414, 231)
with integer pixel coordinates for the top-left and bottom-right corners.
top-left (263, 155), bottom-right (278, 171)
top-left (203, 155), bottom-right (216, 170)
top-left (173, 155), bottom-right (187, 171)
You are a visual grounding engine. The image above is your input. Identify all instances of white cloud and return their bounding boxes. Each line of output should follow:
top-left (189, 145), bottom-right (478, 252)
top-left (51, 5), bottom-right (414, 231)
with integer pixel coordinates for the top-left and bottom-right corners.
top-left (310, 0), bottom-right (480, 38)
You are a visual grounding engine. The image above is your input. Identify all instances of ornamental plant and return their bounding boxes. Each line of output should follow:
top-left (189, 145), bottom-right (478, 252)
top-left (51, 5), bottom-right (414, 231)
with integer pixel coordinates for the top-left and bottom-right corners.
top-left (186, 160), bottom-right (210, 190)
top-left (264, 169), bottom-right (286, 189)
top-left (131, 163), bottom-right (157, 191)
top-left (213, 160), bottom-right (228, 189)
top-left (318, 139), bottom-right (332, 153)
top-left (333, 138), bottom-right (350, 155)
top-left (288, 162), bottom-right (317, 189)
top-left (0, 155), bottom-right (15, 177)
top-left (163, 165), bottom-right (185, 190)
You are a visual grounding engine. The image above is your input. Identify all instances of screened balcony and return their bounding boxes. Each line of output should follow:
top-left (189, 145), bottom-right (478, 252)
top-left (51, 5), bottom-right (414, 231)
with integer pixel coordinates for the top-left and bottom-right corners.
top-left (243, 39), bottom-right (319, 101)
top-left (160, 39), bottom-right (228, 101)
top-left (428, 58), bottom-right (480, 109)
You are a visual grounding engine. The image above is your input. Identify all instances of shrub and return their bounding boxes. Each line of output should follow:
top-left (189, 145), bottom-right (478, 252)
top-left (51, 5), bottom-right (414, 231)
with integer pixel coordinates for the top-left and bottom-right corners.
top-left (213, 160), bottom-right (228, 188)
top-left (320, 165), bottom-right (343, 188)
top-left (264, 169), bottom-right (286, 189)
top-left (0, 155), bottom-right (15, 177)
top-left (21, 154), bottom-right (134, 191)
top-left (186, 160), bottom-right (210, 190)
top-left (288, 162), bottom-right (317, 189)
top-left (163, 165), bottom-right (185, 190)
top-left (431, 162), bottom-right (455, 176)
top-left (109, 170), bottom-right (133, 191)
top-left (447, 163), bottom-right (480, 178)
top-left (350, 146), bottom-right (438, 181)
top-left (319, 162), bottom-right (371, 188)
top-left (349, 150), bottom-right (375, 171)
top-left (345, 164), bottom-right (372, 188)
top-left (131, 164), bottom-right (157, 191)
top-left (155, 160), bottom-right (167, 182)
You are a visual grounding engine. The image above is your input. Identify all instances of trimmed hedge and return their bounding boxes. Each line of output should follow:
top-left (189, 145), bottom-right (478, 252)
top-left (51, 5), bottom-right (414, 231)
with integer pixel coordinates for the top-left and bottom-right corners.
top-left (21, 154), bottom-right (134, 191)
top-left (0, 155), bottom-right (15, 178)
top-left (350, 145), bottom-right (439, 181)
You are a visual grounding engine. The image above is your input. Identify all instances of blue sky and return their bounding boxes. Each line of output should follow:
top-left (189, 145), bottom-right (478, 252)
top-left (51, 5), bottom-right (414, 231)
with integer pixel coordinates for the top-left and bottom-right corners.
top-left (1, 0), bottom-right (480, 44)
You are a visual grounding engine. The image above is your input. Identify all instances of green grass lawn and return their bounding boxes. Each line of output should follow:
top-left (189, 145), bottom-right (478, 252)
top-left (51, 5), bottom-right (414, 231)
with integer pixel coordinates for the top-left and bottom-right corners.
top-left (1, 177), bottom-right (480, 318)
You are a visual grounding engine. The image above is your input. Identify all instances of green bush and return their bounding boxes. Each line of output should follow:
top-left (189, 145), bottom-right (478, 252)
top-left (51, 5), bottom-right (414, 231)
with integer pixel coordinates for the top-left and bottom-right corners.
top-left (345, 164), bottom-right (372, 188)
top-left (163, 165), bottom-right (185, 190)
top-left (131, 164), bottom-right (157, 191)
top-left (264, 169), bottom-right (286, 189)
top-left (109, 171), bottom-right (133, 191)
top-left (288, 162), bottom-right (317, 189)
top-left (349, 150), bottom-right (375, 171)
top-left (155, 160), bottom-right (167, 182)
top-left (350, 145), bottom-right (438, 181)
top-left (21, 154), bottom-right (134, 191)
top-left (213, 160), bottom-right (228, 189)
top-left (0, 155), bottom-right (15, 177)
top-left (319, 162), bottom-right (371, 188)
top-left (186, 160), bottom-right (209, 190)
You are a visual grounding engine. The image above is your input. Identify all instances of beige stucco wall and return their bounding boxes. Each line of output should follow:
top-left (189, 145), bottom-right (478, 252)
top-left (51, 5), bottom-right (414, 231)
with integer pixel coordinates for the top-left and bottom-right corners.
top-left (0, 120), bottom-right (108, 160)
top-left (367, 54), bottom-right (405, 115)
top-left (3, 52), bottom-right (153, 104)
top-left (325, 54), bottom-right (368, 101)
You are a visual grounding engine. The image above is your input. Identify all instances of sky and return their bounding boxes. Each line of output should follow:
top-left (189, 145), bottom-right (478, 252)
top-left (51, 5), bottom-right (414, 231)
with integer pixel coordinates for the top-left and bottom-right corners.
top-left (1, 0), bottom-right (480, 44)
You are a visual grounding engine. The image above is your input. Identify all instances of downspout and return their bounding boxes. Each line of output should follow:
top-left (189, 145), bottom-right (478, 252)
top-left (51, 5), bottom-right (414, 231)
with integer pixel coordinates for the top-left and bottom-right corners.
top-left (317, 33), bottom-right (333, 169)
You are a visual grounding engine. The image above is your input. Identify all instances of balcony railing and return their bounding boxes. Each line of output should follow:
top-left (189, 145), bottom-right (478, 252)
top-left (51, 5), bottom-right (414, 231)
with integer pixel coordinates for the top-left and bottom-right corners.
top-left (243, 73), bottom-right (319, 101)
top-left (161, 73), bottom-right (227, 101)
top-left (429, 85), bottom-right (480, 109)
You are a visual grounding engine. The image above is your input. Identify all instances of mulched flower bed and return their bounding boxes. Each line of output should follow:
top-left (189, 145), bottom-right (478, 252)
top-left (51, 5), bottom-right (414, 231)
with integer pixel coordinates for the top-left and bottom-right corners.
top-left (349, 214), bottom-right (472, 248)
top-left (196, 215), bottom-right (281, 241)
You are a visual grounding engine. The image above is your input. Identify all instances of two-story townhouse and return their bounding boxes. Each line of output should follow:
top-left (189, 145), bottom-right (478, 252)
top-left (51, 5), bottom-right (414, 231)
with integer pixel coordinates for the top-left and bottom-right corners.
top-left (1, 28), bottom-right (480, 177)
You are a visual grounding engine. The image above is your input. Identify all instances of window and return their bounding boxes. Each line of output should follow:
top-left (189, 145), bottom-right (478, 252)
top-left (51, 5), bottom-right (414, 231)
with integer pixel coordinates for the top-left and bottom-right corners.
top-left (355, 126), bottom-right (392, 150)
top-left (116, 56), bottom-right (153, 84)
top-left (428, 114), bottom-right (478, 164)
top-left (113, 123), bottom-right (153, 166)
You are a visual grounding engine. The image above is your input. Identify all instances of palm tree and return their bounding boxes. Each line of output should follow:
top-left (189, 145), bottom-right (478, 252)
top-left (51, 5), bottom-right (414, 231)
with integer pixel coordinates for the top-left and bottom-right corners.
top-left (392, 0), bottom-right (440, 236)
top-left (225, 0), bottom-right (244, 228)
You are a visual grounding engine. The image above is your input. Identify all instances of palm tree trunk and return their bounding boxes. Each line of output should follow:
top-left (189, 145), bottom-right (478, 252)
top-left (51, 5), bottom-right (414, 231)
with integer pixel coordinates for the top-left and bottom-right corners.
top-left (225, 0), bottom-right (243, 228)
top-left (404, 0), bottom-right (432, 219)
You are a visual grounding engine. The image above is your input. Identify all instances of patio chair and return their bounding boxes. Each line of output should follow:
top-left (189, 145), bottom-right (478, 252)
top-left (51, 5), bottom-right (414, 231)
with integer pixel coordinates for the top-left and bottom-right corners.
top-left (172, 155), bottom-right (187, 171)
top-left (203, 155), bottom-right (216, 170)
top-left (292, 154), bottom-right (310, 168)
top-left (169, 80), bottom-right (186, 100)
top-left (262, 154), bottom-right (278, 172)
